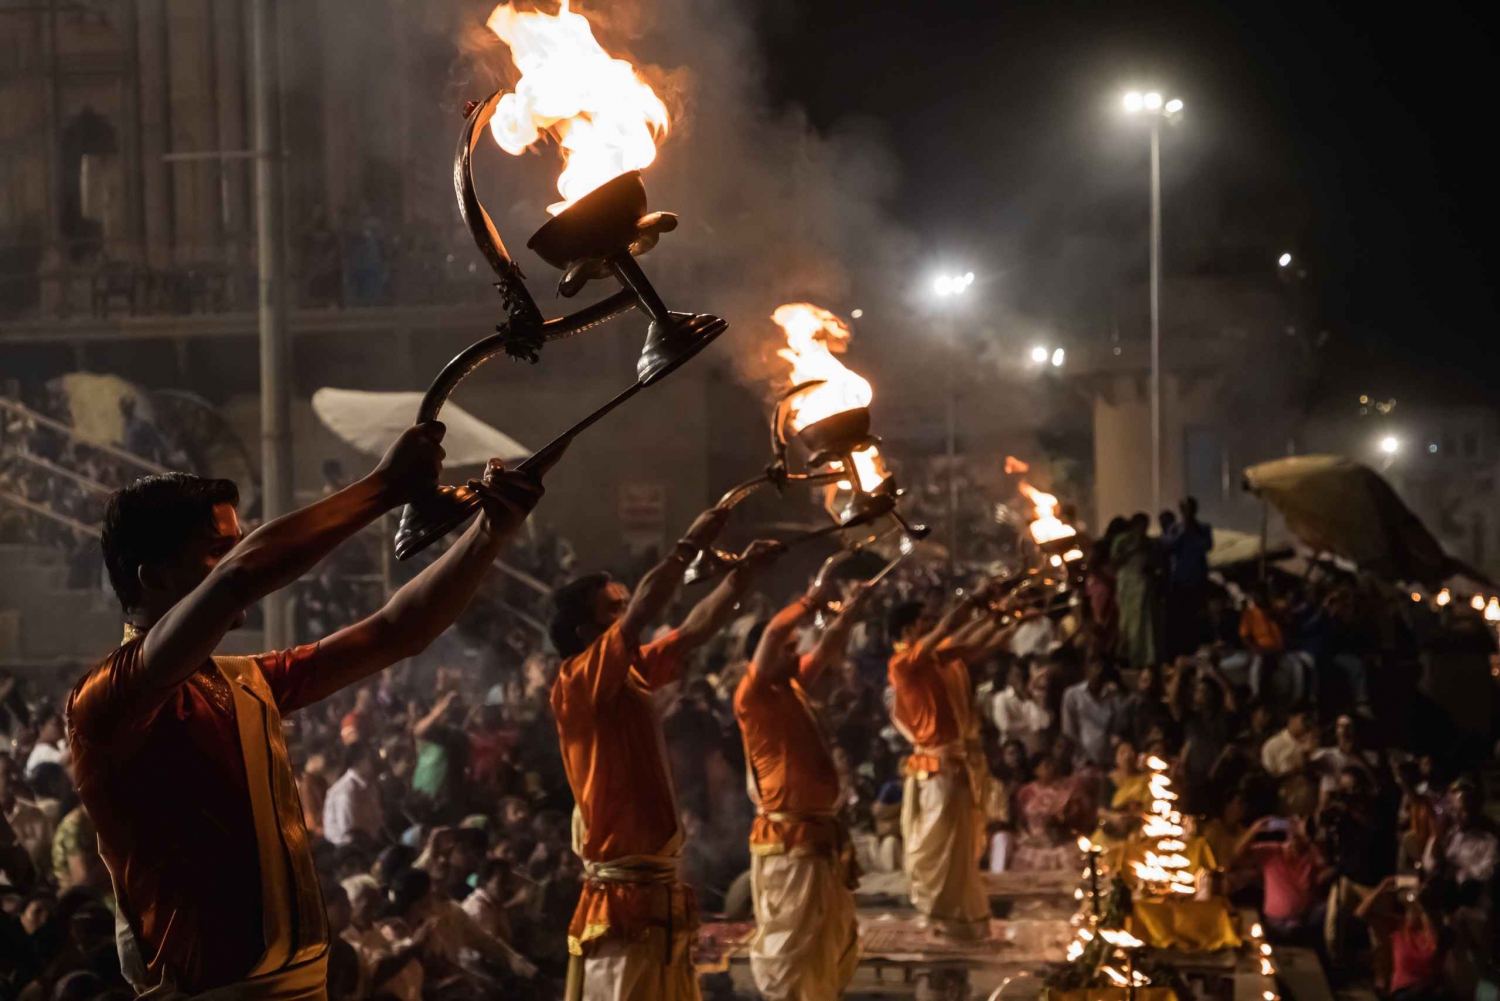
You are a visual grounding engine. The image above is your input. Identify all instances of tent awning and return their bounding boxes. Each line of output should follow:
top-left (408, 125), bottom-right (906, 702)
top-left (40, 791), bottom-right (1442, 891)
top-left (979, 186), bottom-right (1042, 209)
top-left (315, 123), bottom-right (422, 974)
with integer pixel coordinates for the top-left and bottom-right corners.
top-left (312, 389), bottom-right (530, 467)
top-left (1243, 454), bottom-right (1488, 589)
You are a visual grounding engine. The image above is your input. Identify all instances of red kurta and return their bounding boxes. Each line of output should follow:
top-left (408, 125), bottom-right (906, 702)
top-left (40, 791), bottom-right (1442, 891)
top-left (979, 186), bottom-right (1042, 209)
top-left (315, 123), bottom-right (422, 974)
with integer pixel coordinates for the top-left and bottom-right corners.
top-left (67, 636), bottom-right (355, 993)
top-left (550, 623), bottom-right (695, 954)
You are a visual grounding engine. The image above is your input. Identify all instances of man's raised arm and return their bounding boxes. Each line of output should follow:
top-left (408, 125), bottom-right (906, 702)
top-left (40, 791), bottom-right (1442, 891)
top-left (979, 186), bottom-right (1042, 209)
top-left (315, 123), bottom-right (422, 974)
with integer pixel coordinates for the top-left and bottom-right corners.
top-left (138, 424), bottom-right (447, 696)
top-left (618, 505), bottom-right (732, 648)
top-left (675, 539), bottom-right (783, 655)
top-left (744, 590), bottom-right (817, 696)
top-left (914, 593), bottom-right (980, 663)
top-left (800, 581), bottom-right (872, 689)
top-left (287, 462), bottom-right (544, 708)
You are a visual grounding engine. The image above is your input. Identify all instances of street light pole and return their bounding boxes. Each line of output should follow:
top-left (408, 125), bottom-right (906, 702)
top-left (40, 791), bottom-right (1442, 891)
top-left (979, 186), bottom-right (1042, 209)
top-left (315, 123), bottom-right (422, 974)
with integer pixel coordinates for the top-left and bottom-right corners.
top-left (929, 270), bottom-right (974, 577)
top-left (253, 0), bottom-right (292, 648)
top-left (1149, 117), bottom-right (1162, 518)
top-left (946, 328), bottom-right (958, 577)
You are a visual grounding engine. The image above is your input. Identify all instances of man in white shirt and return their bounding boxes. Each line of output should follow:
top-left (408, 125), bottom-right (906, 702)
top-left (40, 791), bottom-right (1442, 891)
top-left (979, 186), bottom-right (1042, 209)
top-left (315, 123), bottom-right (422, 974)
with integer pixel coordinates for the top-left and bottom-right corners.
top-left (1060, 660), bottom-right (1121, 769)
top-left (1308, 715), bottom-right (1377, 796)
top-left (24, 712), bottom-right (68, 778)
top-left (990, 660), bottom-right (1051, 754)
top-left (1260, 709), bottom-right (1316, 778)
top-left (323, 742), bottom-right (383, 846)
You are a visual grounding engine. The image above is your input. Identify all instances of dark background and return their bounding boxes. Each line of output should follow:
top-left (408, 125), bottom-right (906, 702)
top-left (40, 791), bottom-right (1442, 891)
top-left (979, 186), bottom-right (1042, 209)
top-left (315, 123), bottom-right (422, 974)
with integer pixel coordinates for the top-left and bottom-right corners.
top-left (751, 0), bottom-right (1499, 401)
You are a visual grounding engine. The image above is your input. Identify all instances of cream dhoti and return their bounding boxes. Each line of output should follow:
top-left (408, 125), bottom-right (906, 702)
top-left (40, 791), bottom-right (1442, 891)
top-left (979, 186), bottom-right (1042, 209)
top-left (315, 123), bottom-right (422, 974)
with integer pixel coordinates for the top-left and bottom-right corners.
top-left (900, 747), bottom-right (990, 938)
top-left (747, 813), bottom-right (859, 1001)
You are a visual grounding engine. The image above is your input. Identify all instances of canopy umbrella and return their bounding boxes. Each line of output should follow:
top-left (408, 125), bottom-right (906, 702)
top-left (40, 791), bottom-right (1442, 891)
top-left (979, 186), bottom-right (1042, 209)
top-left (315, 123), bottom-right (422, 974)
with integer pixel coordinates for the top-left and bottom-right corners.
top-left (1243, 454), bottom-right (1491, 589)
top-left (312, 389), bottom-right (530, 468)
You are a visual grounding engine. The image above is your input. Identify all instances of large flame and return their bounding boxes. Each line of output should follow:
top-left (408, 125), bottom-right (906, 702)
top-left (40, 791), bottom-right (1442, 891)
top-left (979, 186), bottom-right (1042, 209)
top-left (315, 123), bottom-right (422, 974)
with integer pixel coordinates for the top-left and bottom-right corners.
top-left (485, 1), bottom-right (669, 215)
top-left (772, 303), bottom-right (886, 493)
top-left (1018, 480), bottom-right (1077, 545)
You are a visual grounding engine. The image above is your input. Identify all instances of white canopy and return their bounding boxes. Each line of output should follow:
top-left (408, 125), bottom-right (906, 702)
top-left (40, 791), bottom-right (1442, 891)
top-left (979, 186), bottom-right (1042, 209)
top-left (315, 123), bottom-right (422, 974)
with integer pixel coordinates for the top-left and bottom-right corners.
top-left (312, 389), bottom-right (530, 468)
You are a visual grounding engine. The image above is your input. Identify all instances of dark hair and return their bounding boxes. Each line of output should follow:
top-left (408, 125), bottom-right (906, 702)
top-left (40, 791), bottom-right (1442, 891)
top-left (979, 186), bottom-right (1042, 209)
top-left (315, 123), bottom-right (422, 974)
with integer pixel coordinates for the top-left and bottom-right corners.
top-left (549, 572), bottom-right (614, 658)
top-left (341, 741), bottom-right (375, 773)
top-left (386, 868), bottom-right (432, 917)
top-left (477, 857), bottom-right (512, 887)
top-left (888, 601), bottom-right (926, 640)
top-left (101, 474), bottom-right (239, 612)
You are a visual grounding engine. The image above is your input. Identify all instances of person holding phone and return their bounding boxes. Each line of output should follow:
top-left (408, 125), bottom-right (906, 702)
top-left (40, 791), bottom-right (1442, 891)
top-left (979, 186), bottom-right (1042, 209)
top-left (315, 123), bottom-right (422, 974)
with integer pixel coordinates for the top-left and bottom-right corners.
top-left (1234, 817), bottom-right (1332, 944)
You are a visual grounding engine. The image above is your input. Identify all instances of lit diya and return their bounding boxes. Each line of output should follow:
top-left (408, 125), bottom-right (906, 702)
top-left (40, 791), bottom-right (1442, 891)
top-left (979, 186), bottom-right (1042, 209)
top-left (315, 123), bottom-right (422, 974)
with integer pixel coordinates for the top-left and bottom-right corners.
top-left (395, 1), bottom-right (725, 559)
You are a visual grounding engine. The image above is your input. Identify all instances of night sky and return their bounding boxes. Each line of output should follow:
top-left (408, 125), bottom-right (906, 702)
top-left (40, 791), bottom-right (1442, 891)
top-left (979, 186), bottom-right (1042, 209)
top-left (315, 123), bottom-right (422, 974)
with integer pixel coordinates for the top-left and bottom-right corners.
top-left (752, 0), bottom-right (1499, 401)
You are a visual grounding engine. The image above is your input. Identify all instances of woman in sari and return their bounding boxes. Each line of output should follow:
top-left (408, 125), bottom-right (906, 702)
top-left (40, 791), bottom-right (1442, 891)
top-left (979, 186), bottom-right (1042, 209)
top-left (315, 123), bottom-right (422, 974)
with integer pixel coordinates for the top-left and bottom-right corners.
top-left (1010, 751), bottom-right (1093, 871)
top-left (1094, 740), bottom-right (1149, 846)
top-left (1112, 514), bottom-right (1160, 669)
top-left (1085, 517), bottom-right (1128, 659)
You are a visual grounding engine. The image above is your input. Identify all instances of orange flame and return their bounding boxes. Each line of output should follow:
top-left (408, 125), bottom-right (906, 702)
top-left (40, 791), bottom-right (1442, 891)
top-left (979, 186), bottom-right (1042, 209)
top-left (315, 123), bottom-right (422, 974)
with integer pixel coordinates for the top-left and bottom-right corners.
top-left (1005, 455), bottom-right (1030, 474)
top-left (772, 303), bottom-right (886, 493)
top-left (485, 1), bottom-right (669, 215)
top-left (1018, 480), bottom-right (1077, 545)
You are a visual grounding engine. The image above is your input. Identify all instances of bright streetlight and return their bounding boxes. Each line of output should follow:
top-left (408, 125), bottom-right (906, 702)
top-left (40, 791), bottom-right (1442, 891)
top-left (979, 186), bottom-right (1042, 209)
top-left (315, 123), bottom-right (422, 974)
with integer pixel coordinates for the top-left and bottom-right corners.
top-left (1051, 347), bottom-right (1066, 367)
top-left (1380, 436), bottom-right (1399, 454)
top-left (1278, 252), bottom-right (1293, 268)
top-left (1030, 345), bottom-right (1049, 363)
top-left (1121, 87), bottom-right (1184, 517)
top-left (933, 271), bottom-right (975, 297)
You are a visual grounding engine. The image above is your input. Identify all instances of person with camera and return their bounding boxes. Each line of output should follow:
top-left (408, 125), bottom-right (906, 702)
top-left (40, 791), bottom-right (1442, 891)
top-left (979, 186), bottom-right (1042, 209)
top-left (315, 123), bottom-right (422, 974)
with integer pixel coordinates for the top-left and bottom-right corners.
top-left (1234, 815), bottom-right (1333, 946)
top-left (1313, 765), bottom-right (1394, 967)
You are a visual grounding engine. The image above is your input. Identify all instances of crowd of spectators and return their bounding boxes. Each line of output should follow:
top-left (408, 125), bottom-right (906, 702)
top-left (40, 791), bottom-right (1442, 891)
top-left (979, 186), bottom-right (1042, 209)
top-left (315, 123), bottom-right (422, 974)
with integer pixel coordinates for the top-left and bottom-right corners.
top-left (0, 389), bottom-right (181, 588)
top-left (1, 491), bottom-right (1497, 1001)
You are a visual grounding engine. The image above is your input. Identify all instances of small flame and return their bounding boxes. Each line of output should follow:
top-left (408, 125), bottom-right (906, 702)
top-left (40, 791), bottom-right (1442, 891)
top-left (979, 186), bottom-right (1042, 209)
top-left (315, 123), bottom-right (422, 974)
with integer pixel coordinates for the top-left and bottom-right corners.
top-left (486, 1), bottom-right (669, 215)
top-left (1471, 594), bottom-right (1485, 611)
top-left (1005, 455), bottom-right (1030, 474)
top-left (773, 303), bottom-right (887, 493)
top-left (1018, 481), bottom-right (1077, 545)
top-left (1487, 597), bottom-right (1500, 623)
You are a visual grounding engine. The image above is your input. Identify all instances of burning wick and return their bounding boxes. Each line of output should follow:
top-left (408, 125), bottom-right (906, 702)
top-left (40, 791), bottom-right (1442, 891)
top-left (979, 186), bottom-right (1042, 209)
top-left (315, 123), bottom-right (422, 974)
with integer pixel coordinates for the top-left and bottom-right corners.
top-left (485, 1), bottom-right (669, 215)
top-left (773, 303), bottom-right (887, 493)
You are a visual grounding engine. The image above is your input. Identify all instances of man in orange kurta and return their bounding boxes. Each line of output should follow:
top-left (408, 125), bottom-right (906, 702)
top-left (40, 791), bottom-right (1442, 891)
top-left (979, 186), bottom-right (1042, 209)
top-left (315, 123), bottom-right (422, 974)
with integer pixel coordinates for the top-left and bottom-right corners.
top-left (887, 596), bottom-right (992, 938)
top-left (550, 507), bottom-right (780, 1001)
top-left (735, 581), bottom-right (869, 1000)
top-left (67, 428), bottom-right (541, 999)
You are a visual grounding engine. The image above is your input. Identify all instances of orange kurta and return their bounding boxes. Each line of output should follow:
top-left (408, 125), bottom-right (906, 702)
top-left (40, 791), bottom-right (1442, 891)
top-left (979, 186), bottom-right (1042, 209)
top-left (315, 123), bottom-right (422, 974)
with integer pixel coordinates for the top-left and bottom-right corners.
top-left (888, 642), bottom-right (974, 774)
top-left (734, 674), bottom-right (842, 857)
top-left (551, 622), bottom-right (696, 954)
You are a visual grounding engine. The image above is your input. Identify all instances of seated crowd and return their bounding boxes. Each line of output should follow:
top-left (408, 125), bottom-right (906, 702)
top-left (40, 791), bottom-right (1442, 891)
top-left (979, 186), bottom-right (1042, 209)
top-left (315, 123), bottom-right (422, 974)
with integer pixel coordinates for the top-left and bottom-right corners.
top-left (1, 497), bottom-right (1497, 1001)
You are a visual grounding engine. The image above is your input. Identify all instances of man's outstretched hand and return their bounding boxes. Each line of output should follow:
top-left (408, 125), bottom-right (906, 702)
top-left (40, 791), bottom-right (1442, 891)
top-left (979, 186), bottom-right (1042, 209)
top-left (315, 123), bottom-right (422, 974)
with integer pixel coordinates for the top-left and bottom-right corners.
top-left (374, 422), bottom-right (446, 505)
top-left (469, 459), bottom-right (544, 538)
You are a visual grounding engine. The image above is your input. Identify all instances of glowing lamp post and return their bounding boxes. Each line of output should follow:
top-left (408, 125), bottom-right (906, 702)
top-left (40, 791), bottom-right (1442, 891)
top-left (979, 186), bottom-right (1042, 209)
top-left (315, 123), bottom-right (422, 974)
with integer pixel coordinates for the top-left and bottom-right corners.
top-left (930, 268), bottom-right (975, 574)
top-left (1121, 89), bottom-right (1184, 517)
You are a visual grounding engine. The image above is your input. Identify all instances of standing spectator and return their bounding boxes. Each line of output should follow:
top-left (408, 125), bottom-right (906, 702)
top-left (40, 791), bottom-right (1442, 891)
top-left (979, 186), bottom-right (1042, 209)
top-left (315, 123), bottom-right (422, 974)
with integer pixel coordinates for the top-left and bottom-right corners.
top-left (1165, 496), bottom-right (1213, 658)
top-left (324, 742), bottom-right (384, 847)
top-left (1113, 663), bottom-right (1174, 751)
top-left (1235, 817), bottom-right (1331, 944)
top-left (1170, 660), bottom-right (1239, 810)
top-left (340, 687), bottom-right (375, 745)
top-left (1085, 517), bottom-right (1128, 660)
top-left (24, 712), bottom-right (67, 778)
top-left (1060, 660), bottom-right (1121, 770)
top-left (411, 691), bottom-right (470, 820)
top-left (1112, 514), bottom-right (1160, 669)
top-left (1262, 709), bottom-right (1318, 778)
top-left (990, 660), bottom-right (1051, 755)
top-left (1309, 715), bottom-right (1378, 797)
top-left (1356, 880), bottom-right (1447, 999)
